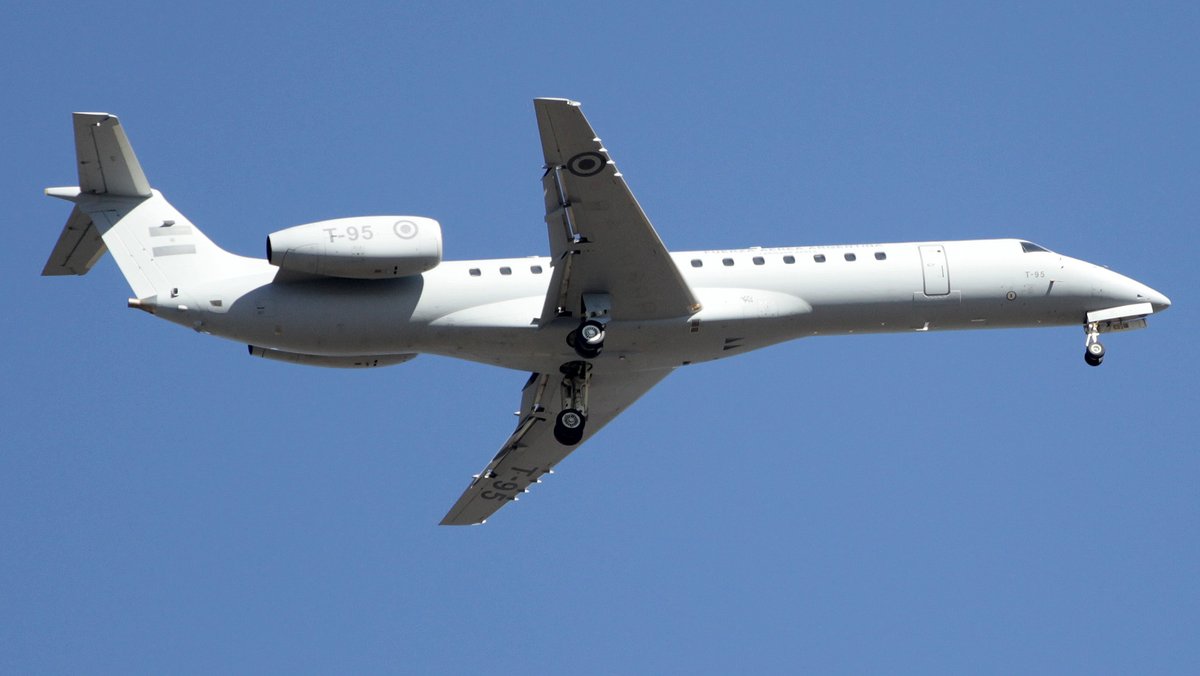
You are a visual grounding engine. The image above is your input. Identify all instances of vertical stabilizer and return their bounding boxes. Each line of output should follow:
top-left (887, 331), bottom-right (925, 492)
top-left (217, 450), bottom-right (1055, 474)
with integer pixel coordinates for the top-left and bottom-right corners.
top-left (44, 113), bottom-right (266, 300)
top-left (73, 113), bottom-right (152, 197)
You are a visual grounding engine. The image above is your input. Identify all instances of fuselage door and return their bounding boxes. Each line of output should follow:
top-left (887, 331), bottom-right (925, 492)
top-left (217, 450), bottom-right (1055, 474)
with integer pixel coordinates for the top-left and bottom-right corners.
top-left (919, 245), bottom-right (950, 296)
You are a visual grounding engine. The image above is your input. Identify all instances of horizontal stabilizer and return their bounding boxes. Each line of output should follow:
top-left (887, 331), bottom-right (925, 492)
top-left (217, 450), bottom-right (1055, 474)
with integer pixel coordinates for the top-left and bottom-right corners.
top-left (73, 112), bottom-right (152, 197)
top-left (42, 205), bottom-right (107, 276)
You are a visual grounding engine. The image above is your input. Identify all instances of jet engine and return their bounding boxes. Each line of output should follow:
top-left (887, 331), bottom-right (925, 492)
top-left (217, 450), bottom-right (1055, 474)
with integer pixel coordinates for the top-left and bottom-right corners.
top-left (266, 216), bottom-right (442, 279)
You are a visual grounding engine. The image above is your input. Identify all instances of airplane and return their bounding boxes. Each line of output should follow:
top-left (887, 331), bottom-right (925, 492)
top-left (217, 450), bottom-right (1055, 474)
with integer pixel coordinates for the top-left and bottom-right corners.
top-left (43, 99), bottom-right (1171, 525)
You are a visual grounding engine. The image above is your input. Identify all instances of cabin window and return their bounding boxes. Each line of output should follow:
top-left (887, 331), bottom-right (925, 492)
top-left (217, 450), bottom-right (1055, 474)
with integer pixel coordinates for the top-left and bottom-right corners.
top-left (752, 256), bottom-right (765, 265)
top-left (875, 252), bottom-right (887, 260)
top-left (783, 255), bottom-right (796, 264)
top-left (691, 259), bottom-right (703, 268)
top-left (499, 266), bottom-right (512, 275)
top-left (813, 254), bottom-right (826, 263)
top-left (844, 253), bottom-right (857, 261)
top-left (531, 265), bottom-right (543, 274)
top-left (722, 258), bottom-right (734, 266)
top-left (469, 268), bottom-right (481, 276)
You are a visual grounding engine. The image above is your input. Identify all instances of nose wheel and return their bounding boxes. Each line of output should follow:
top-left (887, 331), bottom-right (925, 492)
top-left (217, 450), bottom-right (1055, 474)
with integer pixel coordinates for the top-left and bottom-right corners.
top-left (1084, 322), bottom-right (1105, 367)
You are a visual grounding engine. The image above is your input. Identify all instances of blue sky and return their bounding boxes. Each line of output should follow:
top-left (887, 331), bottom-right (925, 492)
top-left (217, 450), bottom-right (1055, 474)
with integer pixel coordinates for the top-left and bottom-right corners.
top-left (3, 2), bottom-right (1197, 673)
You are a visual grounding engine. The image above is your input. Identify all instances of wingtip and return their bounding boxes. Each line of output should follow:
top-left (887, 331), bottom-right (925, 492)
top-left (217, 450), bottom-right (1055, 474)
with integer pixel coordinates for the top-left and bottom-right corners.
top-left (438, 517), bottom-right (485, 526)
top-left (73, 112), bottom-right (116, 123)
top-left (534, 97), bottom-right (581, 107)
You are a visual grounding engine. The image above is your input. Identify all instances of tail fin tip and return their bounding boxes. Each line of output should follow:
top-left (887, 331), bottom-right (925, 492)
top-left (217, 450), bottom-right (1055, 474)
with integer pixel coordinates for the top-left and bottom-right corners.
top-left (72, 112), bottom-right (152, 198)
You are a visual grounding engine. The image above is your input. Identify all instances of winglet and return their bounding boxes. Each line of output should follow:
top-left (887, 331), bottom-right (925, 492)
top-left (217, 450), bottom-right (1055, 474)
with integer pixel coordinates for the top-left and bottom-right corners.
top-left (73, 112), bottom-right (152, 197)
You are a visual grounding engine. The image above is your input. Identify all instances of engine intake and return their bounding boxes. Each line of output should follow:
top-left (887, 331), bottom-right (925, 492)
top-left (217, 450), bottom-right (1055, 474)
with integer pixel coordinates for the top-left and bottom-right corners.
top-left (267, 216), bottom-right (442, 279)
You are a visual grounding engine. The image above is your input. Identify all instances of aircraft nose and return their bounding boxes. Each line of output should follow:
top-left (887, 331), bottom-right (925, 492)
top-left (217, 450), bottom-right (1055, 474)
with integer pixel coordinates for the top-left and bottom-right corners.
top-left (1143, 288), bottom-right (1171, 313)
top-left (1083, 262), bottom-right (1172, 313)
top-left (1125, 275), bottom-right (1171, 313)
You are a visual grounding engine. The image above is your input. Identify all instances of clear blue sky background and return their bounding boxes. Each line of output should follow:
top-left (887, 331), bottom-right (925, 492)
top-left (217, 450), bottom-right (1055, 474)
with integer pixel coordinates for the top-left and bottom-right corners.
top-left (2, 2), bottom-right (1197, 673)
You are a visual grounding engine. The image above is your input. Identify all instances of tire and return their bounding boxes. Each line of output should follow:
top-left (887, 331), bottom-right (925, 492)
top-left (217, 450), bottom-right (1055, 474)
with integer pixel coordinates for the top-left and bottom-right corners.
top-left (579, 320), bottom-right (606, 346)
top-left (1084, 352), bottom-right (1103, 367)
top-left (554, 409), bottom-right (587, 445)
top-left (573, 342), bottom-right (601, 360)
top-left (1087, 342), bottom-right (1105, 358)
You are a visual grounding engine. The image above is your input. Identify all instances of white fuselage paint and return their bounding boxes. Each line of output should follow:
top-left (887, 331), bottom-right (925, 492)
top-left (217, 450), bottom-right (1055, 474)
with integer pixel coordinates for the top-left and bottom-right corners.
top-left (159, 238), bottom-right (1167, 373)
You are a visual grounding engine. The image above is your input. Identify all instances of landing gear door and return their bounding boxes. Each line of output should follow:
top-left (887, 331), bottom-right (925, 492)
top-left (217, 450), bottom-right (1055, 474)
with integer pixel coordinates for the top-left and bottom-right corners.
top-left (919, 245), bottom-right (950, 296)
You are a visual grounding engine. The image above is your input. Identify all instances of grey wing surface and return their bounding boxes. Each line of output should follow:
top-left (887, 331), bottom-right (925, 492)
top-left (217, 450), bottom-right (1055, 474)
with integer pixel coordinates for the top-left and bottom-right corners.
top-left (535, 98), bottom-right (700, 323)
top-left (440, 367), bottom-right (673, 525)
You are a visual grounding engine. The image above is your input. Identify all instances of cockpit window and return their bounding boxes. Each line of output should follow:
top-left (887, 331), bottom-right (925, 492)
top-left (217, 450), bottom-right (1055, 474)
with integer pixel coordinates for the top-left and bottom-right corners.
top-left (1020, 241), bottom-right (1050, 253)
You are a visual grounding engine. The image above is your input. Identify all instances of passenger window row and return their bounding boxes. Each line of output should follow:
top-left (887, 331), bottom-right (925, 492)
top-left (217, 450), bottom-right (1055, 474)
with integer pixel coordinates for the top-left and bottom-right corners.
top-left (688, 251), bottom-right (887, 268)
top-left (469, 251), bottom-right (890, 276)
top-left (468, 264), bottom-right (545, 277)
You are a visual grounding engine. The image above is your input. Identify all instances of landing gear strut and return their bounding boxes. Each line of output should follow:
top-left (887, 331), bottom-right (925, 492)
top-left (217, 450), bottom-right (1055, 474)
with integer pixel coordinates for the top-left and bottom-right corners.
top-left (1084, 322), bottom-right (1105, 367)
top-left (567, 319), bottom-right (606, 359)
top-left (553, 361), bottom-right (591, 445)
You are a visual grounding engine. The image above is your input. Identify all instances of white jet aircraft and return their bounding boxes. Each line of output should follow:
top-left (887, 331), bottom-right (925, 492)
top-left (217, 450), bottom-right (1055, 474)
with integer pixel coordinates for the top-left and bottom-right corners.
top-left (44, 99), bottom-right (1171, 525)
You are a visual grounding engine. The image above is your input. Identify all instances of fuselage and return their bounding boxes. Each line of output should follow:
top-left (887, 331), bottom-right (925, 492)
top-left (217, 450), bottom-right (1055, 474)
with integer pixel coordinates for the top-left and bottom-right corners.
top-left (159, 238), bottom-right (1168, 373)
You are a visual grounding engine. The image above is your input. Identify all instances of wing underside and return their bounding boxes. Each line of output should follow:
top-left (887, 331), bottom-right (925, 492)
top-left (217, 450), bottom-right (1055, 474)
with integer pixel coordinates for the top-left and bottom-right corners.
top-left (440, 368), bottom-right (672, 525)
top-left (535, 98), bottom-right (699, 323)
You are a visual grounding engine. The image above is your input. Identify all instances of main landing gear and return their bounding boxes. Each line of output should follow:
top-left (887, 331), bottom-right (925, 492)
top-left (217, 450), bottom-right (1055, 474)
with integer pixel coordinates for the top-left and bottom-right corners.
top-left (566, 319), bottom-right (606, 359)
top-left (553, 361), bottom-right (591, 446)
top-left (1084, 322), bottom-right (1105, 367)
top-left (556, 296), bottom-right (608, 443)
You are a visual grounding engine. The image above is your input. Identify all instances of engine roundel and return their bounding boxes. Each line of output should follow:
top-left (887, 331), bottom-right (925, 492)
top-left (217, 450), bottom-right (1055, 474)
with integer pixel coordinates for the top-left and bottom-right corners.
top-left (393, 219), bottom-right (419, 239)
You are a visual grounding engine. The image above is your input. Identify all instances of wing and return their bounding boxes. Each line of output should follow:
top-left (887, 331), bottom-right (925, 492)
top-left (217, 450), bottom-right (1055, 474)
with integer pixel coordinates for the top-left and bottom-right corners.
top-left (535, 98), bottom-right (700, 322)
top-left (440, 367), bottom-right (672, 525)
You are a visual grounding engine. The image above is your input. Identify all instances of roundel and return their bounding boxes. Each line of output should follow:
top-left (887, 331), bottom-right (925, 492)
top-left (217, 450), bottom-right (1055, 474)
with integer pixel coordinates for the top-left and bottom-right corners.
top-left (393, 220), bottom-right (419, 239)
top-left (566, 152), bottom-right (606, 177)
top-left (1006, 291), bottom-right (1018, 301)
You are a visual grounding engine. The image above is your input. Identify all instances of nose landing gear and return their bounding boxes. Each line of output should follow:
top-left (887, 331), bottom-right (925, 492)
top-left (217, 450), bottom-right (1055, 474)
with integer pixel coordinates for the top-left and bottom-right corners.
top-left (1084, 322), bottom-right (1105, 367)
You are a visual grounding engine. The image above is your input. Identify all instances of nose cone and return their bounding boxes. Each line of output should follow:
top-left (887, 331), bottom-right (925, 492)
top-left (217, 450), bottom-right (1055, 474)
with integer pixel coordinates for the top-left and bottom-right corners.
top-left (1082, 261), bottom-right (1172, 313)
top-left (1143, 287), bottom-right (1171, 313)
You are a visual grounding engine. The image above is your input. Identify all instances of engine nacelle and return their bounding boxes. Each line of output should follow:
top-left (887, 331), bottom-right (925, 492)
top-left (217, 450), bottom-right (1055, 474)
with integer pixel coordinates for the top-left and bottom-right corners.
top-left (267, 216), bottom-right (442, 279)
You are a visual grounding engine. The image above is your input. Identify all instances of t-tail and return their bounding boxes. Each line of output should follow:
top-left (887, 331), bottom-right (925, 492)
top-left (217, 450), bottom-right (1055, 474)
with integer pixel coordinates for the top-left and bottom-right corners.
top-left (43, 113), bottom-right (262, 312)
